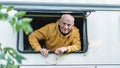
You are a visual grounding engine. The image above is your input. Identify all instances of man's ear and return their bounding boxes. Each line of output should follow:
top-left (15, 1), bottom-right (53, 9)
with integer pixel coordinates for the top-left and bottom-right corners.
top-left (72, 22), bottom-right (75, 26)
top-left (58, 19), bottom-right (61, 25)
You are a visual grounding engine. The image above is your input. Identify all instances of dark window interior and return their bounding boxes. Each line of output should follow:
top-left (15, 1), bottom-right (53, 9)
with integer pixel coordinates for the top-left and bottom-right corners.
top-left (18, 12), bottom-right (88, 53)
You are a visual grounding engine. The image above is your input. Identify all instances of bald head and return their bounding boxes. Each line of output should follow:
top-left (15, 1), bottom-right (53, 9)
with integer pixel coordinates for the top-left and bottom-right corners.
top-left (60, 14), bottom-right (74, 24)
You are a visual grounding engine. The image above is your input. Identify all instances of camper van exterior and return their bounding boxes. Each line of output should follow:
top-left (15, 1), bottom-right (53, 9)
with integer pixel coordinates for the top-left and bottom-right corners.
top-left (1, 1), bottom-right (120, 68)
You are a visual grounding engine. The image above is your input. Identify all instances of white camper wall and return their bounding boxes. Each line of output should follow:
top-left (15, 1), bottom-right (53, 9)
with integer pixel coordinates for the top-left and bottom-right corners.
top-left (87, 11), bottom-right (120, 68)
top-left (16, 11), bottom-right (120, 68)
top-left (19, 11), bottom-right (120, 68)
top-left (1, 1), bottom-right (120, 68)
top-left (0, 9), bottom-right (17, 49)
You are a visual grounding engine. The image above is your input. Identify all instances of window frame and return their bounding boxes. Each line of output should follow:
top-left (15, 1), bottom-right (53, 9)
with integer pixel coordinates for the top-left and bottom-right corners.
top-left (17, 10), bottom-right (89, 53)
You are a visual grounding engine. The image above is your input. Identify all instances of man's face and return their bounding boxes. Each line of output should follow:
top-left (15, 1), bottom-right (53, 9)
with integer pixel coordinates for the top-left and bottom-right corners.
top-left (59, 17), bottom-right (74, 34)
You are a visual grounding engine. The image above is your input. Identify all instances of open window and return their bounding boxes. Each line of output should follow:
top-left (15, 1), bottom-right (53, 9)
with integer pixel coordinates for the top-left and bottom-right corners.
top-left (17, 10), bottom-right (89, 53)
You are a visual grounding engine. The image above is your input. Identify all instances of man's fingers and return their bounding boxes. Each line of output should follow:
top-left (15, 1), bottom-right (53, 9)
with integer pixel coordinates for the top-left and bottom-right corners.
top-left (55, 47), bottom-right (68, 55)
top-left (55, 49), bottom-right (58, 55)
top-left (44, 50), bottom-right (49, 57)
top-left (55, 49), bottom-right (62, 55)
top-left (40, 48), bottom-right (49, 57)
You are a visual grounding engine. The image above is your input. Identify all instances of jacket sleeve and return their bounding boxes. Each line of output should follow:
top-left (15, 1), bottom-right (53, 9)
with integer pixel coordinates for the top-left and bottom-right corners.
top-left (67, 28), bottom-right (81, 53)
top-left (28, 25), bottom-right (49, 51)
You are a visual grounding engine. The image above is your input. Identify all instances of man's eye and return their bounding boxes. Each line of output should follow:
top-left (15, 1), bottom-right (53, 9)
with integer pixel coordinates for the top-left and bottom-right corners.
top-left (68, 24), bottom-right (70, 26)
top-left (63, 22), bottom-right (66, 25)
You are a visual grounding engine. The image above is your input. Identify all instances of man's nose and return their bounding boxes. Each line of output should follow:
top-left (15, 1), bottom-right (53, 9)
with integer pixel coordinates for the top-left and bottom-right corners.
top-left (64, 25), bottom-right (68, 29)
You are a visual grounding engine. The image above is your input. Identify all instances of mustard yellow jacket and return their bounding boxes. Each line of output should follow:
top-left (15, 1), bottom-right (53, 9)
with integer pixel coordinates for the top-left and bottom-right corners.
top-left (28, 21), bottom-right (81, 52)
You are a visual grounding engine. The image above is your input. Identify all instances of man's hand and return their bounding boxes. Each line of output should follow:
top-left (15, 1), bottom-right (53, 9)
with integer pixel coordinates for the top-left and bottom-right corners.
top-left (40, 48), bottom-right (50, 57)
top-left (55, 47), bottom-right (68, 55)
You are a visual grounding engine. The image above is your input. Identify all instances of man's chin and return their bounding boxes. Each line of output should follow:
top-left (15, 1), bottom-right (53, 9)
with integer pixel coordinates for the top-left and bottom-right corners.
top-left (63, 31), bottom-right (69, 34)
top-left (61, 30), bottom-right (70, 34)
